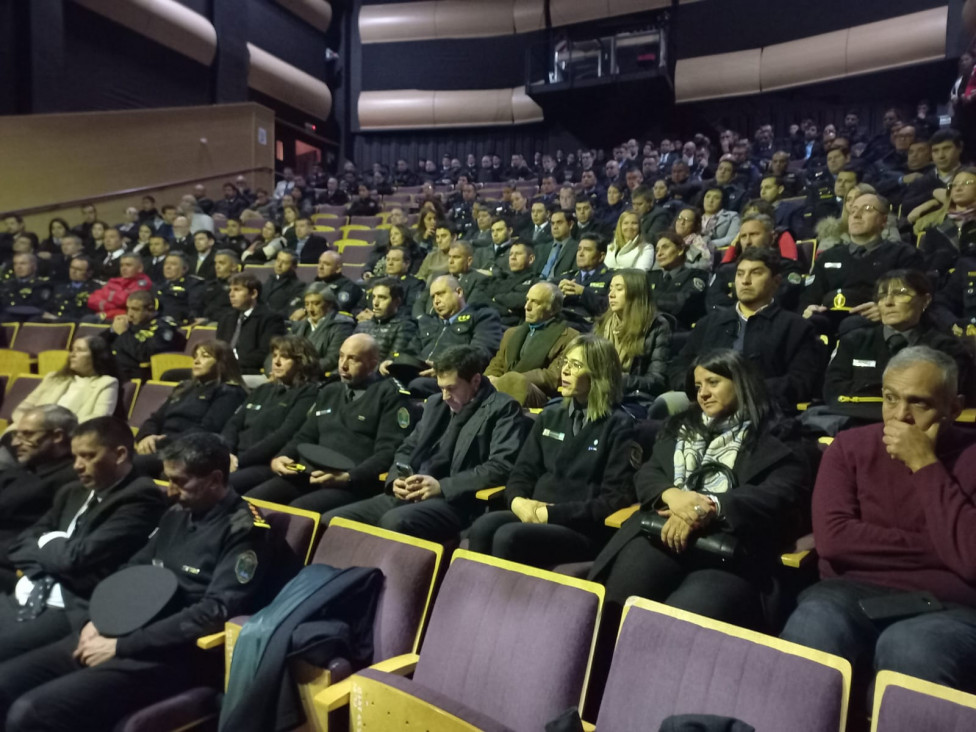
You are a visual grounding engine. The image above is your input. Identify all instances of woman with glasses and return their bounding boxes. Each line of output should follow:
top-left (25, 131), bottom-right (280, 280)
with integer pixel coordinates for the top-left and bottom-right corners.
top-left (466, 334), bottom-right (638, 567)
top-left (596, 269), bottom-right (672, 407)
top-left (699, 186), bottom-right (741, 251)
top-left (824, 269), bottom-right (975, 415)
top-left (670, 206), bottom-right (713, 271)
top-left (916, 167), bottom-right (976, 281)
top-left (588, 349), bottom-right (811, 628)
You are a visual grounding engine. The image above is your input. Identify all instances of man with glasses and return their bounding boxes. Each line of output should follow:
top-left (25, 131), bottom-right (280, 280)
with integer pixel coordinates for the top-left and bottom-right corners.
top-left (801, 193), bottom-right (922, 335)
top-left (0, 407), bottom-right (79, 592)
top-left (782, 346), bottom-right (976, 704)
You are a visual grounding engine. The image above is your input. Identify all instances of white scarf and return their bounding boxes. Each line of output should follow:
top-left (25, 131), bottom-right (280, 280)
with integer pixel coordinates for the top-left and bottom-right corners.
top-left (672, 414), bottom-right (750, 494)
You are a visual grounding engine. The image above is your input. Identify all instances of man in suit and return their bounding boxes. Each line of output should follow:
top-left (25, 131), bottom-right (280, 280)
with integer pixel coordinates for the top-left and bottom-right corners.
top-left (324, 345), bottom-right (526, 543)
top-left (485, 282), bottom-right (579, 407)
top-left (191, 230), bottom-right (217, 281)
top-left (217, 272), bottom-right (287, 376)
top-left (0, 406), bottom-right (78, 592)
top-left (142, 235), bottom-right (170, 283)
top-left (535, 210), bottom-right (578, 281)
top-left (0, 417), bottom-right (167, 663)
top-left (261, 249), bottom-right (307, 318)
top-left (95, 228), bottom-right (126, 281)
top-left (519, 201), bottom-right (553, 246)
top-left (484, 242), bottom-right (540, 327)
top-left (412, 242), bottom-right (489, 318)
top-left (292, 218), bottom-right (330, 264)
top-left (572, 199), bottom-right (609, 241)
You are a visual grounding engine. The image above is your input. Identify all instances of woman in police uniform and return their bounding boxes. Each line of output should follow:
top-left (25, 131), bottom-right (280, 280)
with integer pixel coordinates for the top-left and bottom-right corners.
top-left (466, 334), bottom-right (638, 566)
top-left (223, 335), bottom-right (321, 491)
top-left (133, 340), bottom-right (246, 475)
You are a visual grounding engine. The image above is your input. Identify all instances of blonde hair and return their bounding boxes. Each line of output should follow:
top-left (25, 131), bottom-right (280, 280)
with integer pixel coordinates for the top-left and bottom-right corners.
top-left (564, 334), bottom-right (623, 421)
top-left (596, 269), bottom-right (656, 370)
top-left (612, 211), bottom-right (644, 256)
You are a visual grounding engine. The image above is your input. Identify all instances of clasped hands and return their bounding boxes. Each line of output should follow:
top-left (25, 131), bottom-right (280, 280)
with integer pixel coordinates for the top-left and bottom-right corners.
top-left (511, 497), bottom-right (551, 524)
top-left (73, 621), bottom-right (117, 668)
top-left (392, 475), bottom-right (441, 502)
top-left (657, 488), bottom-right (717, 554)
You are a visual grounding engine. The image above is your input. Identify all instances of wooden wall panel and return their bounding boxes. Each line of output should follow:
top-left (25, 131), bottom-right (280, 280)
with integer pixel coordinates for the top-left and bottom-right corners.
top-left (675, 49), bottom-right (762, 103)
top-left (1, 103), bottom-right (275, 231)
top-left (761, 30), bottom-right (848, 93)
top-left (846, 7), bottom-right (947, 76)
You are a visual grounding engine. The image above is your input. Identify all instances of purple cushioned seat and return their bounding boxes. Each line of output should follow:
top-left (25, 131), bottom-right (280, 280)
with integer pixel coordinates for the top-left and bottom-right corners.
top-left (874, 680), bottom-right (976, 731)
top-left (113, 687), bottom-right (218, 732)
top-left (400, 553), bottom-right (600, 732)
top-left (595, 601), bottom-right (849, 732)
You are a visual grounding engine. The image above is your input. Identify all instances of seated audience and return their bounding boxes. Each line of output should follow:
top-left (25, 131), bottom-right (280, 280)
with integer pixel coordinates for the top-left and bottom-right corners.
top-left (152, 252), bottom-right (202, 324)
top-left (192, 249), bottom-right (239, 324)
top-left (354, 279), bottom-right (419, 362)
top-left (597, 269), bottom-right (672, 408)
top-left (416, 223), bottom-right (453, 283)
top-left (485, 282), bottom-right (579, 407)
top-left (469, 334), bottom-right (638, 566)
top-left (802, 193), bottom-right (923, 334)
top-left (0, 254), bottom-right (51, 322)
top-left (0, 417), bottom-right (167, 665)
top-left (190, 231), bottom-right (217, 280)
top-left (535, 210), bottom-right (579, 281)
top-left (0, 406), bottom-right (78, 592)
top-left (824, 270), bottom-right (975, 412)
top-left (605, 211), bottom-right (655, 270)
top-left (631, 185), bottom-right (674, 247)
top-left (142, 235), bottom-right (170, 283)
top-left (700, 186), bottom-right (742, 250)
top-left (0, 433), bottom-right (274, 731)
top-left (816, 181), bottom-right (905, 254)
top-left (8, 337), bottom-right (119, 433)
top-left (290, 218), bottom-right (330, 265)
top-left (781, 346), bottom-right (976, 695)
top-left (241, 220), bottom-right (285, 263)
top-left (261, 250), bottom-right (306, 318)
top-left (86, 253), bottom-right (153, 321)
top-left (323, 345), bottom-right (526, 543)
top-left (672, 248), bottom-right (824, 407)
top-left (590, 349), bottom-right (811, 627)
top-left (412, 242), bottom-right (489, 317)
top-left (518, 201), bottom-right (553, 246)
top-left (348, 184), bottom-right (381, 217)
top-left (133, 340), bottom-right (246, 474)
top-left (216, 272), bottom-right (287, 376)
top-left (375, 246), bottom-right (425, 314)
top-left (94, 228), bottom-right (126, 280)
top-left (670, 206), bottom-right (713, 272)
top-left (473, 217), bottom-right (516, 274)
top-left (247, 333), bottom-right (411, 511)
top-left (314, 250), bottom-right (363, 313)
top-left (483, 241), bottom-right (540, 326)
top-left (917, 167), bottom-right (976, 280)
top-left (220, 335), bottom-right (320, 491)
top-left (573, 198), bottom-right (609, 241)
top-left (900, 127), bottom-right (965, 215)
top-left (290, 283), bottom-right (355, 374)
top-left (108, 291), bottom-right (185, 382)
top-left (647, 231), bottom-right (708, 330)
top-left (559, 234), bottom-right (614, 331)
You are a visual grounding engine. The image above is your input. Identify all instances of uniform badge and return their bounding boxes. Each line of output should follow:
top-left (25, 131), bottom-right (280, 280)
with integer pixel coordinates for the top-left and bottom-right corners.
top-left (235, 550), bottom-right (259, 584)
top-left (397, 407), bottom-right (411, 429)
top-left (805, 275), bottom-right (816, 286)
top-left (787, 273), bottom-right (802, 285)
top-left (457, 314), bottom-right (471, 322)
top-left (832, 291), bottom-right (847, 309)
top-left (693, 278), bottom-right (705, 291)
top-left (338, 291), bottom-right (350, 305)
top-left (953, 325), bottom-right (964, 336)
top-left (162, 329), bottom-right (173, 342)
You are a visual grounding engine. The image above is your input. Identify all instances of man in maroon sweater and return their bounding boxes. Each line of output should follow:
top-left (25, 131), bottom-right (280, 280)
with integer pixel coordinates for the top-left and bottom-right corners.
top-left (781, 346), bottom-right (976, 693)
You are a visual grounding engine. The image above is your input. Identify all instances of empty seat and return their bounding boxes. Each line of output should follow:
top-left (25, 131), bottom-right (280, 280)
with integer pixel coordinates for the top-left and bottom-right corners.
top-left (0, 375), bottom-right (42, 431)
top-left (127, 380), bottom-right (177, 432)
top-left (37, 350), bottom-right (69, 376)
top-left (340, 227), bottom-right (379, 244)
top-left (296, 265), bottom-right (318, 284)
top-left (0, 350), bottom-right (31, 378)
top-left (872, 670), bottom-right (976, 732)
top-left (315, 204), bottom-right (347, 217)
top-left (11, 323), bottom-right (74, 356)
top-left (72, 323), bottom-right (110, 346)
top-left (337, 550), bottom-right (603, 732)
top-left (150, 353), bottom-right (193, 382)
top-left (590, 597), bottom-right (851, 732)
top-left (1, 323), bottom-right (18, 348)
top-left (242, 264), bottom-right (274, 283)
top-left (184, 326), bottom-right (218, 355)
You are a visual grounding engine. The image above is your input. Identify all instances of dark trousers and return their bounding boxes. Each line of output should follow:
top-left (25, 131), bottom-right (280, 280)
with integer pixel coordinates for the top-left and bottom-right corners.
top-left (602, 535), bottom-right (763, 628)
top-left (780, 578), bottom-right (976, 693)
top-left (0, 596), bottom-right (71, 663)
top-left (322, 494), bottom-right (474, 543)
top-left (466, 511), bottom-right (599, 568)
top-left (231, 466), bottom-right (277, 495)
top-left (245, 474), bottom-right (363, 514)
top-left (0, 634), bottom-right (220, 732)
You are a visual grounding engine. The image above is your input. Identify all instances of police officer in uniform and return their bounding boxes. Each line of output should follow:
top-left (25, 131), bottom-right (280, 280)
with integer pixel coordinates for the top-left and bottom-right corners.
top-left (380, 247), bottom-right (425, 315)
top-left (153, 252), bottom-right (203, 324)
top-left (0, 433), bottom-right (275, 732)
top-left (314, 250), bottom-right (363, 314)
top-left (412, 241), bottom-right (489, 318)
top-left (261, 250), bottom-right (306, 318)
top-left (484, 241), bottom-right (541, 326)
top-left (931, 255), bottom-right (976, 336)
top-left (646, 231), bottom-right (708, 331)
top-left (801, 193), bottom-right (922, 334)
top-left (109, 290), bottom-right (186, 382)
top-left (558, 234), bottom-right (614, 332)
top-left (191, 249), bottom-right (239, 324)
top-left (0, 253), bottom-right (52, 321)
top-left (41, 256), bottom-right (98, 322)
top-left (248, 333), bottom-right (412, 513)
top-left (354, 279), bottom-right (419, 362)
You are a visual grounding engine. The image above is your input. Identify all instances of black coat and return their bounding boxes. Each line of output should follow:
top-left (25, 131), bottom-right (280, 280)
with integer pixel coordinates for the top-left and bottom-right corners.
top-left (354, 314), bottom-right (418, 362)
top-left (294, 235), bottom-right (330, 265)
top-left (670, 303), bottom-right (826, 406)
top-left (506, 404), bottom-right (638, 534)
top-left (6, 469), bottom-right (168, 615)
top-left (589, 426), bottom-right (811, 581)
top-left (137, 380), bottom-right (247, 440)
top-left (410, 304), bottom-right (504, 363)
top-left (110, 316), bottom-right (186, 382)
top-left (191, 251), bottom-right (217, 281)
top-left (931, 255), bottom-right (976, 333)
top-left (261, 272), bottom-right (306, 318)
top-left (216, 304), bottom-right (287, 374)
top-left (563, 265), bottom-right (614, 329)
top-left (648, 266), bottom-right (707, 330)
top-left (221, 381), bottom-right (319, 469)
top-left (154, 276), bottom-right (204, 324)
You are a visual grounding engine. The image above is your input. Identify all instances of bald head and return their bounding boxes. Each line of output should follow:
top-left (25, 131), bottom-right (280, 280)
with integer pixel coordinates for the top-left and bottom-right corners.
top-left (338, 333), bottom-right (379, 386)
top-left (317, 249), bottom-right (343, 279)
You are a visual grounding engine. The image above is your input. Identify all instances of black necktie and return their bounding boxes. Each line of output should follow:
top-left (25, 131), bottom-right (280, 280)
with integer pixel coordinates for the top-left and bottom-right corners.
top-left (572, 410), bottom-right (585, 436)
top-left (230, 315), bottom-right (245, 349)
top-left (18, 576), bottom-right (55, 622)
top-left (888, 334), bottom-right (909, 354)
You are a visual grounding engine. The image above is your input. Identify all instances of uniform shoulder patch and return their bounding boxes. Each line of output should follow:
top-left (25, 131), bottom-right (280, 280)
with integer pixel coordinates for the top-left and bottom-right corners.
top-left (629, 442), bottom-right (643, 470)
top-left (397, 406), bottom-right (411, 429)
top-left (338, 290), bottom-right (350, 305)
top-left (787, 272), bottom-right (802, 285)
top-left (457, 313), bottom-right (471, 322)
top-left (235, 550), bottom-right (259, 584)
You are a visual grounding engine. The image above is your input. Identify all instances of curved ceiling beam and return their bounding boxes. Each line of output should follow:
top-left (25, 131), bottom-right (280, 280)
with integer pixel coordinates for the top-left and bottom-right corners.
top-left (247, 43), bottom-right (333, 121)
top-left (72, 0), bottom-right (217, 66)
top-left (358, 86), bottom-right (543, 130)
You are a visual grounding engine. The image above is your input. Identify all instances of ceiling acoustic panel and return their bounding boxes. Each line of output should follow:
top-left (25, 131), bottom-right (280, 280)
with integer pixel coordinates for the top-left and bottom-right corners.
top-left (247, 43), bottom-right (333, 120)
top-left (434, 0), bottom-right (515, 38)
top-left (760, 29), bottom-right (848, 93)
top-left (276, 0), bottom-right (332, 32)
top-left (358, 86), bottom-right (543, 129)
top-left (360, 2), bottom-right (437, 44)
top-left (846, 7), bottom-right (947, 77)
top-left (675, 48), bottom-right (762, 103)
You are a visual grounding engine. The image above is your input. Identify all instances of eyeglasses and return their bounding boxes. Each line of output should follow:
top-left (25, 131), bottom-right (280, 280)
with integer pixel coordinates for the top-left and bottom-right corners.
top-left (876, 287), bottom-right (917, 303)
top-left (559, 358), bottom-right (585, 374)
top-left (13, 429), bottom-right (50, 444)
top-left (850, 204), bottom-right (882, 216)
top-left (949, 179), bottom-right (976, 190)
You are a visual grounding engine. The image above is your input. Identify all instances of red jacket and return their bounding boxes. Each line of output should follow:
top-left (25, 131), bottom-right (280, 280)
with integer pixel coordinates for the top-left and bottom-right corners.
top-left (87, 275), bottom-right (153, 319)
top-left (720, 230), bottom-right (798, 264)
top-left (814, 423), bottom-right (976, 607)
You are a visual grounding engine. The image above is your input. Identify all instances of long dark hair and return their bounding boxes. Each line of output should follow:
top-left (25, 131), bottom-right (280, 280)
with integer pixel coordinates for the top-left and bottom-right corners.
top-left (55, 336), bottom-right (119, 380)
top-left (665, 349), bottom-right (771, 439)
top-left (173, 340), bottom-right (243, 400)
top-left (269, 335), bottom-right (321, 386)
